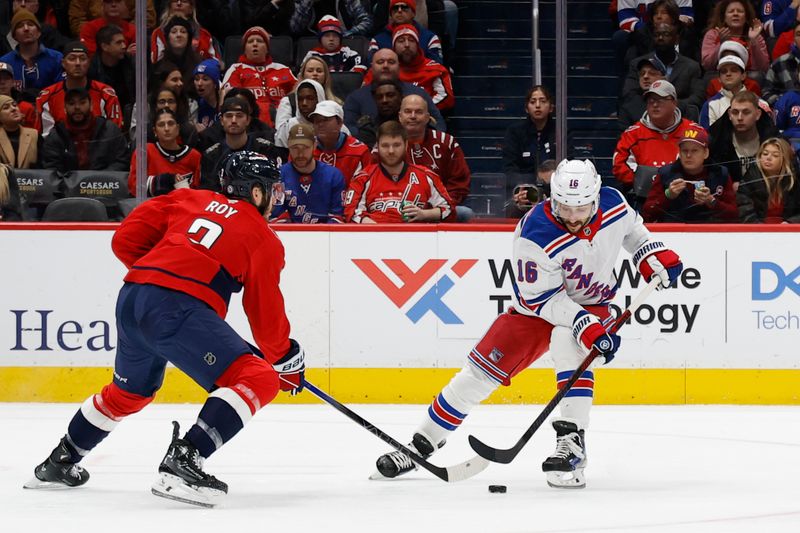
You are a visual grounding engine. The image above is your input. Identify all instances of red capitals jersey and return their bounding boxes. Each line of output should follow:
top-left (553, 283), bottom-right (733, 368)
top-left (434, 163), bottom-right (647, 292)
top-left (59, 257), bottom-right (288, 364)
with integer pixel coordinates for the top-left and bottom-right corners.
top-left (612, 118), bottom-right (700, 187)
top-left (35, 80), bottom-right (122, 136)
top-left (112, 188), bottom-right (291, 363)
top-left (221, 59), bottom-right (297, 126)
top-left (406, 130), bottom-right (471, 205)
top-left (127, 143), bottom-right (203, 195)
top-left (314, 135), bottom-right (372, 188)
top-left (345, 162), bottom-right (453, 223)
top-left (150, 26), bottom-right (219, 63)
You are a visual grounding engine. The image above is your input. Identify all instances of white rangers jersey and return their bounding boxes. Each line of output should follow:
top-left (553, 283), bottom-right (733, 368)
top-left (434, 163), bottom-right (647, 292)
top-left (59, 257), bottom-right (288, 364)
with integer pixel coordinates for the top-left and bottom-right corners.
top-left (511, 187), bottom-right (652, 327)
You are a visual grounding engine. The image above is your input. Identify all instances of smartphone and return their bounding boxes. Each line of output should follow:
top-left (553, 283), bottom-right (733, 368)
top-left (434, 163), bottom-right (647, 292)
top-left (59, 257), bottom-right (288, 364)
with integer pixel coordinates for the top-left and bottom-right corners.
top-left (513, 184), bottom-right (540, 203)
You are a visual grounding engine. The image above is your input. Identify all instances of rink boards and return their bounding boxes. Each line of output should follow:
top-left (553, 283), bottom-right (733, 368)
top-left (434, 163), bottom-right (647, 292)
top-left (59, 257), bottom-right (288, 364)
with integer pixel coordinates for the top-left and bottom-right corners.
top-left (1, 223), bottom-right (799, 404)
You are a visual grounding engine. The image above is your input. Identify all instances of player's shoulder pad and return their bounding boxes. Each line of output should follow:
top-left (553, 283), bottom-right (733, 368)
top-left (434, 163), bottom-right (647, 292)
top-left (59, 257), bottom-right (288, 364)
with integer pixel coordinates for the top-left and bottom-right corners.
top-left (519, 203), bottom-right (568, 250)
top-left (598, 186), bottom-right (628, 213)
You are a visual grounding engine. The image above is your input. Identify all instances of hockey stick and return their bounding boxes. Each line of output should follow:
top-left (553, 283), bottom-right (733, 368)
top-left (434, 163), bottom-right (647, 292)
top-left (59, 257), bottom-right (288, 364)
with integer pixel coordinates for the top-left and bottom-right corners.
top-left (468, 277), bottom-right (662, 464)
top-left (302, 380), bottom-right (490, 482)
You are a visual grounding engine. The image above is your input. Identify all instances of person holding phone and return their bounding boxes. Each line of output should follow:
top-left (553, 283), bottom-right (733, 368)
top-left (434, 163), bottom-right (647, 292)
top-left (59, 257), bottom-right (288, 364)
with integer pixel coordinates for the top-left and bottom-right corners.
top-left (642, 125), bottom-right (738, 222)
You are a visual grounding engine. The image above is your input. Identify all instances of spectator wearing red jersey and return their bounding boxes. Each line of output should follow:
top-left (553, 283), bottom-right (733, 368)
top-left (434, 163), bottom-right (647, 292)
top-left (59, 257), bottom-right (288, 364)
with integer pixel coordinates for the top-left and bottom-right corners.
top-left (0, 61), bottom-right (35, 128)
top-left (35, 41), bottom-right (122, 136)
top-left (128, 108), bottom-right (202, 196)
top-left (311, 100), bottom-right (371, 187)
top-left (398, 94), bottom-right (471, 220)
top-left (79, 0), bottom-right (135, 56)
top-left (0, 94), bottom-right (40, 169)
top-left (40, 87), bottom-right (129, 172)
top-left (382, 24), bottom-right (454, 111)
top-left (150, 0), bottom-right (218, 64)
top-left (613, 80), bottom-right (700, 202)
top-left (221, 26), bottom-right (297, 127)
top-left (345, 120), bottom-right (453, 223)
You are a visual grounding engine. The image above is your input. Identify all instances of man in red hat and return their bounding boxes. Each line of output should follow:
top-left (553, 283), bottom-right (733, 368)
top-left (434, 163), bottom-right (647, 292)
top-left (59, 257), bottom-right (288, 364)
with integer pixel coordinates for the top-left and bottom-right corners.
top-left (369, 0), bottom-right (443, 64)
top-left (363, 24), bottom-right (454, 111)
top-left (221, 26), bottom-right (297, 126)
top-left (642, 124), bottom-right (737, 222)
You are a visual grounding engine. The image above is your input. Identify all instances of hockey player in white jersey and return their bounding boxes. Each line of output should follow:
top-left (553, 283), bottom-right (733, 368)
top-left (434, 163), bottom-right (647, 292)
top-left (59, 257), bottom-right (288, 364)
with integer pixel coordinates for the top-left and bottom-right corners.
top-left (372, 159), bottom-right (683, 488)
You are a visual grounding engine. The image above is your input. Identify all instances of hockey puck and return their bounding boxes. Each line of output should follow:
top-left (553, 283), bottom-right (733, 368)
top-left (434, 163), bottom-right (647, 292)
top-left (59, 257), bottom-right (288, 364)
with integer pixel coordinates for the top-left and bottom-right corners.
top-left (488, 485), bottom-right (507, 493)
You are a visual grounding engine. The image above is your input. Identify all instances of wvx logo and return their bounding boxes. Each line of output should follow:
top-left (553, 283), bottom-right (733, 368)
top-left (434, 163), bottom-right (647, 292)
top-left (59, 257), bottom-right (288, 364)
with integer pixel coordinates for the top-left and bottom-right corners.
top-left (353, 259), bottom-right (478, 324)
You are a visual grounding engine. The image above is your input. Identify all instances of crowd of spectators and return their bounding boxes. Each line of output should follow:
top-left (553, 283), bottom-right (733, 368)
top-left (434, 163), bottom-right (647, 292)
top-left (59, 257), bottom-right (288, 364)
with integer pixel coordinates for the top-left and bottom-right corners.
top-left (0, 0), bottom-right (798, 224)
top-left (606, 0), bottom-right (800, 223)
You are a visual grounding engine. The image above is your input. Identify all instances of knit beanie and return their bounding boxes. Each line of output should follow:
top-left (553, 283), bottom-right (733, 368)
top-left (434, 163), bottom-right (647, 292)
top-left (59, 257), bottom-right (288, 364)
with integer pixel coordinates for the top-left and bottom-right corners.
top-left (193, 59), bottom-right (221, 86)
top-left (317, 15), bottom-right (343, 39)
top-left (390, 0), bottom-right (417, 13)
top-left (11, 9), bottom-right (41, 33)
top-left (392, 23), bottom-right (420, 46)
top-left (243, 26), bottom-right (271, 47)
top-left (164, 16), bottom-right (194, 40)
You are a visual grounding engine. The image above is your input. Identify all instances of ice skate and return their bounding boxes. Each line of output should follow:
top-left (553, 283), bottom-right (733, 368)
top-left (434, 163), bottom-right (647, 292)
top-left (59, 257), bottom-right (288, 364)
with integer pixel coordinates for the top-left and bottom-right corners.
top-left (151, 421), bottom-right (228, 508)
top-left (23, 437), bottom-right (89, 490)
top-left (541, 419), bottom-right (587, 489)
top-left (370, 432), bottom-right (443, 480)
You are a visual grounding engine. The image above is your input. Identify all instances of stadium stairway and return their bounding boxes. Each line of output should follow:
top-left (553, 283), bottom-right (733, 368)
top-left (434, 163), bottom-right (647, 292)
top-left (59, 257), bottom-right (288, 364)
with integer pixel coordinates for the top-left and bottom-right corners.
top-left (452, 0), bottom-right (618, 214)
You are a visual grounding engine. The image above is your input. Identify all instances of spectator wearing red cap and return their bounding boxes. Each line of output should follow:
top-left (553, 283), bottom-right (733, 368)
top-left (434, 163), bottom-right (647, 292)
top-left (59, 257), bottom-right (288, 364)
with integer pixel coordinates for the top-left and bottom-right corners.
top-left (369, 0), bottom-right (443, 65)
top-left (150, 0), bottom-right (218, 65)
top-left (613, 79), bottom-right (701, 202)
top-left (35, 40), bottom-right (122, 136)
top-left (700, 54), bottom-right (770, 129)
top-left (290, 0), bottom-right (372, 38)
top-left (642, 125), bottom-right (737, 222)
top-left (221, 26), bottom-right (297, 127)
top-left (301, 15), bottom-right (367, 74)
top-left (79, 0), bottom-right (136, 56)
top-left (364, 24), bottom-right (454, 111)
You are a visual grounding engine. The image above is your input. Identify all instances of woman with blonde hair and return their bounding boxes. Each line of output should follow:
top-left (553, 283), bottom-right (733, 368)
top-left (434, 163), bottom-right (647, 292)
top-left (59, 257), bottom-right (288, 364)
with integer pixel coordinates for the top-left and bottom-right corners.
top-left (0, 164), bottom-right (22, 221)
top-left (737, 137), bottom-right (800, 223)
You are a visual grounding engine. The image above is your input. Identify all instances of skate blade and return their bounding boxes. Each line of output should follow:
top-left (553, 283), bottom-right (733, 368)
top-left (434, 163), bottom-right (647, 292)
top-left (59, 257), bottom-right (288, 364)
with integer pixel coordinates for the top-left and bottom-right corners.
top-left (151, 473), bottom-right (224, 508)
top-left (22, 476), bottom-right (79, 490)
top-left (545, 470), bottom-right (586, 489)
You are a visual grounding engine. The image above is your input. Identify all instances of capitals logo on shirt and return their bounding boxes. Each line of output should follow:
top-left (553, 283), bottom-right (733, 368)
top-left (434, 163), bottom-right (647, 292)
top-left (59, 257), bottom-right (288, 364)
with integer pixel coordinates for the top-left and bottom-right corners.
top-left (354, 258), bottom-right (478, 324)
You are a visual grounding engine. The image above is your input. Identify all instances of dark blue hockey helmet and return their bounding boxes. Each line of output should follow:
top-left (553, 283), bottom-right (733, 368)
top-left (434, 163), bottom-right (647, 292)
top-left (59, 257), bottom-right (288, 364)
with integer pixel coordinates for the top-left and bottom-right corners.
top-left (219, 151), bottom-right (281, 200)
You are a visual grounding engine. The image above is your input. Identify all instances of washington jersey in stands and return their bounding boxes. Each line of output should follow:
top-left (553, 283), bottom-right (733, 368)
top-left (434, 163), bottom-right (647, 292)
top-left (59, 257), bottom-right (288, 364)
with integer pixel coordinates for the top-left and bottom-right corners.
top-left (272, 161), bottom-right (345, 223)
top-left (314, 133), bottom-right (372, 187)
top-left (35, 80), bottom-right (122, 136)
top-left (406, 129), bottom-right (471, 205)
top-left (345, 162), bottom-right (453, 223)
top-left (221, 60), bottom-right (297, 124)
top-left (111, 188), bottom-right (290, 363)
top-left (512, 187), bottom-right (652, 327)
top-left (127, 143), bottom-right (203, 196)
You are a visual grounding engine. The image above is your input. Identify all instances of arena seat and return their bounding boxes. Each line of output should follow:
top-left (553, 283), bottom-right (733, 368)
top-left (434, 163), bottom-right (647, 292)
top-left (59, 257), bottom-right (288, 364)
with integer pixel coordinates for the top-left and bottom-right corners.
top-left (42, 198), bottom-right (109, 222)
top-left (63, 171), bottom-right (131, 207)
top-left (331, 71), bottom-right (364, 100)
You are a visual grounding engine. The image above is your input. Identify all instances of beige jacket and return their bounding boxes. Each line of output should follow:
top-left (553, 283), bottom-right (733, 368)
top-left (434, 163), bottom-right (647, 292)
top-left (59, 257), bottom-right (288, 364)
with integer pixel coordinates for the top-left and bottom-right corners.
top-left (0, 127), bottom-right (39, 169)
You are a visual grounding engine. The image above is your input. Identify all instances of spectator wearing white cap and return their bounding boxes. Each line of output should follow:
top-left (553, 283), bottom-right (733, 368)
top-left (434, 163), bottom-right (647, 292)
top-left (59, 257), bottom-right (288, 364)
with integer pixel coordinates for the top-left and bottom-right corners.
top-left (700, 54), bottom-right (771, 129)
top-left (613, 79), bottom-right (702, 201)
top-left (310, 100), bottom-right (371, 187)
top-left (704, 38), bottom-right (763, 99)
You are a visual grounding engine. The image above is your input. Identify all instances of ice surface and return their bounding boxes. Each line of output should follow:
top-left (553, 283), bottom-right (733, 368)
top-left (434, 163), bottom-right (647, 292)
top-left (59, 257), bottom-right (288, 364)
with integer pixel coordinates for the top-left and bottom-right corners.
top-left (2, 403), bottom-right (799, 532)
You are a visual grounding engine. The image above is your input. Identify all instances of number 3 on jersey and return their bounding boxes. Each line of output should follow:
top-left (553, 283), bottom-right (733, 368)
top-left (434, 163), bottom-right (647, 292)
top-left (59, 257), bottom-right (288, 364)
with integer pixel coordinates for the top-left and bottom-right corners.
top-left (187, 218), bottom-right (223, 249)
top-left (517, 260), bottom-right (538, 283)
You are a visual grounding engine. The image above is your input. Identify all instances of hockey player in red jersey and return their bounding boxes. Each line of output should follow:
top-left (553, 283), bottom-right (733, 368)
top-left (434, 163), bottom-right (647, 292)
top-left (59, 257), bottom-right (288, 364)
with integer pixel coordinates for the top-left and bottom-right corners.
top-left (345, 120), bottom-right (453, 223)
top-left (26, 152), bottom-right (305, 508)
top-left (371, 159), bottom-right (683, 488)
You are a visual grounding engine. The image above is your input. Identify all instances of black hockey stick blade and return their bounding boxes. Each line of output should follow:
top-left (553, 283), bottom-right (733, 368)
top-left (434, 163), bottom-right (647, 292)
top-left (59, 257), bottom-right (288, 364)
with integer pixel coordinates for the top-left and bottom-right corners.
top-left (303, 380), bottom-right (489, 482)
top-left (468, 277), bottom-right (661, 464)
